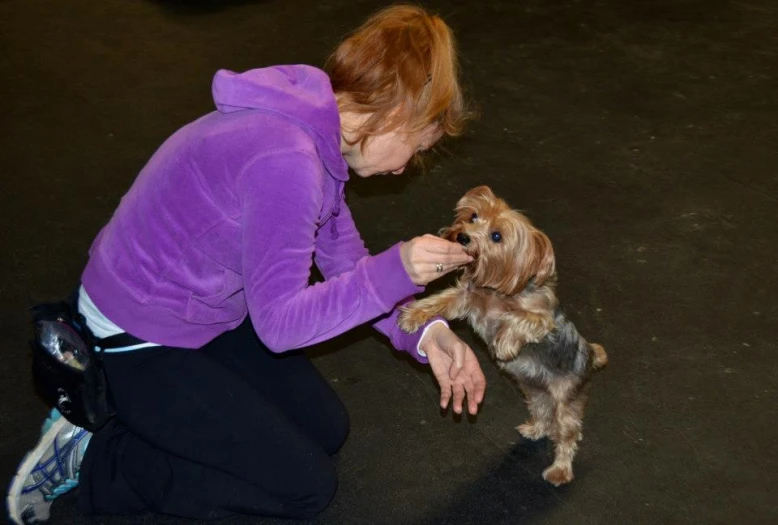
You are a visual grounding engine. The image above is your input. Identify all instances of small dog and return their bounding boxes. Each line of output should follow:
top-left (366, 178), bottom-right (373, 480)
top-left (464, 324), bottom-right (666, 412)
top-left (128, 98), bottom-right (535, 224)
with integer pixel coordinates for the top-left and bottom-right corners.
top-left (399, 185), bottom-right (607, 486)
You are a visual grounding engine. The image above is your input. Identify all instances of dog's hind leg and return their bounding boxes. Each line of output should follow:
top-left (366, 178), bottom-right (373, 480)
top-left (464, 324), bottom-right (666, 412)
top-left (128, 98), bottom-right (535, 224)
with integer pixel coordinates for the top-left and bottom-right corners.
top-left (517, 385), bottom-right (554, 441)
top-left (543, 386), bottom-right (586, 486)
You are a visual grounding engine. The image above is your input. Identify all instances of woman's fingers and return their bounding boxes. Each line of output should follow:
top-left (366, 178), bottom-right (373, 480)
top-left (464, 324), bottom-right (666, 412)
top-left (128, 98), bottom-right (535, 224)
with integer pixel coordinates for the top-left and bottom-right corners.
top-left (400, 235), bottom-right (473, 285)
top-left (451, 382), bottom-right (466, 414)
top-left (417, 237), bottom-right (472, 278)
top-left (419, 235), bottom-right (472, 261)
top-left (439, 383), bottom-right (452, 410)
top-left (428, 261), bottom-right (468, 277)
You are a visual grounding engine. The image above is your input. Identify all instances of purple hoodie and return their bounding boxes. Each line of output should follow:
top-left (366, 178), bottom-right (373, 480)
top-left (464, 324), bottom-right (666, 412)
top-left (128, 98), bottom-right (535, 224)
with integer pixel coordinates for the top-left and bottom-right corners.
top-left (81, 65), bottom-right (431, 362)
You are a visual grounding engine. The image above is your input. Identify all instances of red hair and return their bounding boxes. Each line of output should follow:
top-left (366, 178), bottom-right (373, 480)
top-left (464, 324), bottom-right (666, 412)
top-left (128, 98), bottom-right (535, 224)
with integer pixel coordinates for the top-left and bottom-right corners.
top-left (325, 4), bottom-right (469, 149)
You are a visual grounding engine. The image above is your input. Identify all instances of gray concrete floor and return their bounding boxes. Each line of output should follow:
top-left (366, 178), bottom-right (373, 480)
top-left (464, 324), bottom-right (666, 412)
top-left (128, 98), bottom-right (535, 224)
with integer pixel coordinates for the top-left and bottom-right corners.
top-left (1, 1), bottom-right (776, 524)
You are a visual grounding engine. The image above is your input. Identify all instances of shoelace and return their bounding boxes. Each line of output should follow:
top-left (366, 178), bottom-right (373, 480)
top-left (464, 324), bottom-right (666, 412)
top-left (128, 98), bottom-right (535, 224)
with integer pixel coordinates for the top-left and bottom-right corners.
top-left (23, 429), bottom-right (88, 496)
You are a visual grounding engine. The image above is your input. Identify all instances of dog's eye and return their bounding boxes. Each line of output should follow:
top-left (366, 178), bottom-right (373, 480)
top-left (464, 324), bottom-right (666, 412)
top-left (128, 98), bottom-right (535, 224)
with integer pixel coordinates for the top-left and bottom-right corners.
top-left (470, 213), bottom-right (478, 222)
top-left (491, 231), bottom-right (502, 243)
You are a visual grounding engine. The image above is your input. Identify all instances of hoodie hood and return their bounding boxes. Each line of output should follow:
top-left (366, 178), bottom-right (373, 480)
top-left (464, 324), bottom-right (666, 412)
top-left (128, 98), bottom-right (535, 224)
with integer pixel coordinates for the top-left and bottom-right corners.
top-left (212, 65), bottom-right (348, 180)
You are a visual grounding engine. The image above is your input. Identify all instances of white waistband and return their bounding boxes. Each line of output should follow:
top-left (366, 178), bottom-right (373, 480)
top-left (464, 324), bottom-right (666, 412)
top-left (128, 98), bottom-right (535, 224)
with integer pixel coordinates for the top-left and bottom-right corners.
top-left (78, 285), bottom-right (161, 352)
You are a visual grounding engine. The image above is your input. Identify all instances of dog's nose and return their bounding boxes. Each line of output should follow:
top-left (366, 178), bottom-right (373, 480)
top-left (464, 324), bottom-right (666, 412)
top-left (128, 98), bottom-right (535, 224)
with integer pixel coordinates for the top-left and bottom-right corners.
top-left (456, 232), bottom-right (470, 246)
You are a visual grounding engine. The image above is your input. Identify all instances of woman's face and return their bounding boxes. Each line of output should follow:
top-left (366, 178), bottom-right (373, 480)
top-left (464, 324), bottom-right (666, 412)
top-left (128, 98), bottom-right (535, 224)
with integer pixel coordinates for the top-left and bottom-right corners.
top-left (342, 124), bottom-right (443, 178)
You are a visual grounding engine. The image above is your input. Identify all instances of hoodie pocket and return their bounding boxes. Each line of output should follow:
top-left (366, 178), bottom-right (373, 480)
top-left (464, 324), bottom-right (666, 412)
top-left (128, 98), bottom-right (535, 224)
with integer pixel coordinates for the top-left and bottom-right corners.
top-left (160, 240), bottom-right (246, 326)
top-left (185, 267), bottom-right (245, 325)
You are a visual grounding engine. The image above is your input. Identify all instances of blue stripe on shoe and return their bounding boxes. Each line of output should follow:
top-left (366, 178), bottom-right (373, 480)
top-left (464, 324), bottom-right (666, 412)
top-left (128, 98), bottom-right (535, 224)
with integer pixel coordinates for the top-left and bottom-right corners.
top-left (40, 409), bottom-right (62, 435)
top-left (44, 477), bottom-right (80, 501)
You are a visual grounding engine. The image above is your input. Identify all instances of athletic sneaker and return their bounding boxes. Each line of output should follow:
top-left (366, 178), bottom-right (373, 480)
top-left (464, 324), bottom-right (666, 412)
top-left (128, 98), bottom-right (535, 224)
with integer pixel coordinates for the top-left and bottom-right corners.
top-left (6, 409), bottom-right (91, 525)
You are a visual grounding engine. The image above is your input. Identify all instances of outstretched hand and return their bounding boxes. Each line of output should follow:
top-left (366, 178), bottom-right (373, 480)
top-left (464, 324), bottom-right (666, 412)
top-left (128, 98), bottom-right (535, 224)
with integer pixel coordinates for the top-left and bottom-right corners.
top-left (419, 323), bottom-right (486, 415)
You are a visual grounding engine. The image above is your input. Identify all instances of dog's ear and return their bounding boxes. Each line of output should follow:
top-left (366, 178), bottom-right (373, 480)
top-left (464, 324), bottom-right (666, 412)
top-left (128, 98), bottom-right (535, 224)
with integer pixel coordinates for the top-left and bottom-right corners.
top-left (457, 185), bottom-right (494, 213)
top-left (530, 229), bottom-right (556, 285)
top-left (502, 224), bottom-right (555, 295)
top-left (466, 185), bottom-right (495, 200)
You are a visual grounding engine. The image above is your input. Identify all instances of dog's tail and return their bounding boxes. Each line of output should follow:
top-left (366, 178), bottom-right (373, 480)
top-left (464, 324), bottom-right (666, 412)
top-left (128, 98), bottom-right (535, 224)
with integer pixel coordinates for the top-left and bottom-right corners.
top-left (589, 343), bottom-right (608, 370)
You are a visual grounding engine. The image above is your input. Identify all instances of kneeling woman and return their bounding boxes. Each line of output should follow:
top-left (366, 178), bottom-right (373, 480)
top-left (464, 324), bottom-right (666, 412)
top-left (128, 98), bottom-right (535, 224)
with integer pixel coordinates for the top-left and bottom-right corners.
top-left (8, 5), bottom-right (486, 524)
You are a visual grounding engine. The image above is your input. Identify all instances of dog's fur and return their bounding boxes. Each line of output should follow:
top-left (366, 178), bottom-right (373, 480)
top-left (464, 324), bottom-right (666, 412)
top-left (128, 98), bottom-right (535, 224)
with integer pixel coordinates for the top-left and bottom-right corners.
top-left (399, 185), bottom-right (607, 486)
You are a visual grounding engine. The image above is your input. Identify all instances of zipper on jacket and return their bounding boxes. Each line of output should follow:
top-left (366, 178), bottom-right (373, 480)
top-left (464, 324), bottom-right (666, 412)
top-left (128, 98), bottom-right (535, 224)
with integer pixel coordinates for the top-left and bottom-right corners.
top-left (329, 187), bottom-right (343, 240)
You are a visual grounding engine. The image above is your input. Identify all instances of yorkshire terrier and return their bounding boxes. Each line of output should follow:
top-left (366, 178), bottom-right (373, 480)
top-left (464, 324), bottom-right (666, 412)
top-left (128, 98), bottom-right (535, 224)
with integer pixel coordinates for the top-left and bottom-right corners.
top-left (399, 186), bottom-right (607, 486)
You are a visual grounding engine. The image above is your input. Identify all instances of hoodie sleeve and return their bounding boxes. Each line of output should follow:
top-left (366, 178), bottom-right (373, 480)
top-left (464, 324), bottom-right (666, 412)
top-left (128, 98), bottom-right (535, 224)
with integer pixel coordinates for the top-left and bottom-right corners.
top-left (237, 149), bottom-right (424, 353)
top-left (314, 196), bottom-right (433, 363)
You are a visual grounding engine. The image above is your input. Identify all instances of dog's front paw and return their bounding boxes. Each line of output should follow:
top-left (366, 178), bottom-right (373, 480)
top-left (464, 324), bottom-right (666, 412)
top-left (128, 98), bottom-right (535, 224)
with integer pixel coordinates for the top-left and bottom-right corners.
top-left (542, 463), bottom-right (574, 486)
top-left (517, 421), bottom-right (547, 441)
top-left (398, 305), bottom-right (431, 334)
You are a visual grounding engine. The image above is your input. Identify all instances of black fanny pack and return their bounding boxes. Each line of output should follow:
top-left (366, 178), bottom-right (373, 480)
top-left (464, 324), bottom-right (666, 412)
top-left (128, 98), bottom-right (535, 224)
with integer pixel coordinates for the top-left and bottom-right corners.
top-left (30, 298), bottom-right (144, 432)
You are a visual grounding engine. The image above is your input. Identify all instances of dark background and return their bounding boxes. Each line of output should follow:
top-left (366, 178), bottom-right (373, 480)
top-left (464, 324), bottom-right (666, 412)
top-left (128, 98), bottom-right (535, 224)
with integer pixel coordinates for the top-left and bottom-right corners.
top-left (1, 1), bottom-right (776, 524)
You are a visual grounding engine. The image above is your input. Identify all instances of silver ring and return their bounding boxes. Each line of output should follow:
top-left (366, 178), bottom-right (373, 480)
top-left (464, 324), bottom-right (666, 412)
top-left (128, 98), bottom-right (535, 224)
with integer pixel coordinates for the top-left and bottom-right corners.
top-left (436, 263), bottom-right (444, 273)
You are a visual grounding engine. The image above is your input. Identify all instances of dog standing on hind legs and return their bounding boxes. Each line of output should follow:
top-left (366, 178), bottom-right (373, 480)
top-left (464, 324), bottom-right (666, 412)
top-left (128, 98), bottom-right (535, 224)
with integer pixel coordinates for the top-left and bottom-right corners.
top-left (399, 185), bottom-right (608, 486)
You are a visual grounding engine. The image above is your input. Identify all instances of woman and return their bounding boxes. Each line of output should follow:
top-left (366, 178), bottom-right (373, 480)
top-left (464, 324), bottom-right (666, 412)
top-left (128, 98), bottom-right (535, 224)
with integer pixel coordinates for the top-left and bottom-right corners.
top-left (7, 5), bottom-right (486, 523)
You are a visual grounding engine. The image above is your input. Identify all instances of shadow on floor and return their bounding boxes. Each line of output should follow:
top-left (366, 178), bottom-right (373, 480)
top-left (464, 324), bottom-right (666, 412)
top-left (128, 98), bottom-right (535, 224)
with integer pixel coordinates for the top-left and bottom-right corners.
top-left (417, 439), bottom-right (564, 525)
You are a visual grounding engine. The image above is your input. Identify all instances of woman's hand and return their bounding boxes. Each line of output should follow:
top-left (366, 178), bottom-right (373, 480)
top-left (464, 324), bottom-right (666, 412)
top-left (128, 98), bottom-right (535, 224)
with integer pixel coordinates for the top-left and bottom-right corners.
top-left (400, 234), bottom-right (473, 286)
top-left (419, 323), bottom-right (486, 415)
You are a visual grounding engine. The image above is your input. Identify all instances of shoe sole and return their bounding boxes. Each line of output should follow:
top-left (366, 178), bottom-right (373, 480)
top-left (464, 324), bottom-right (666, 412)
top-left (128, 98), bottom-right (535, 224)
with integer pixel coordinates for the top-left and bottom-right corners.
top-left (6, 416), bottom-right (69, 525)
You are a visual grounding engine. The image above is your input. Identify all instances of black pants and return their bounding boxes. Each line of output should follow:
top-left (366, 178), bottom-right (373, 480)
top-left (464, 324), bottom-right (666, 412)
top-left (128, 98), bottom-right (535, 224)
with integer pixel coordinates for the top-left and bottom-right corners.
top-left (77, 318), bottom-right (350, 520)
